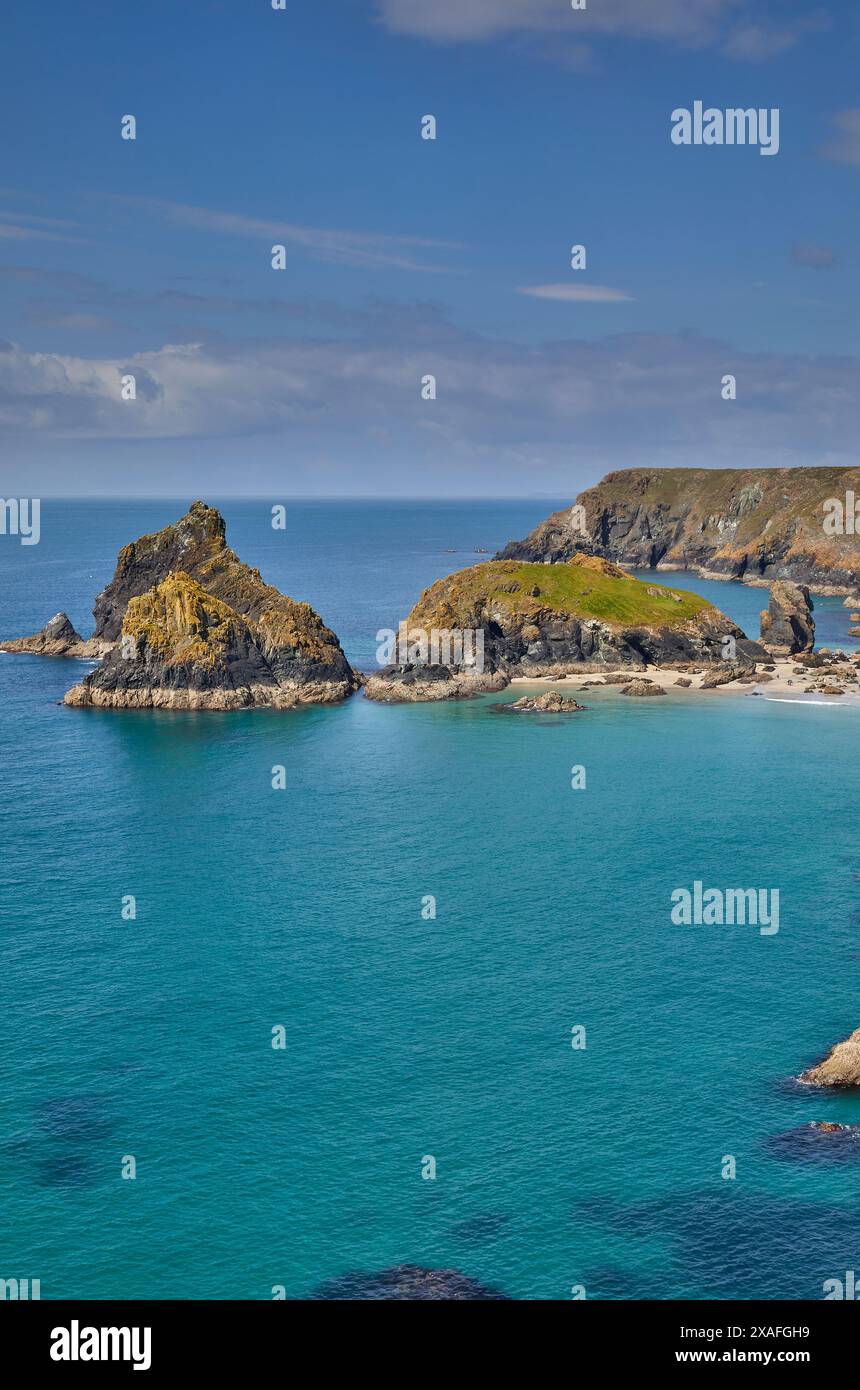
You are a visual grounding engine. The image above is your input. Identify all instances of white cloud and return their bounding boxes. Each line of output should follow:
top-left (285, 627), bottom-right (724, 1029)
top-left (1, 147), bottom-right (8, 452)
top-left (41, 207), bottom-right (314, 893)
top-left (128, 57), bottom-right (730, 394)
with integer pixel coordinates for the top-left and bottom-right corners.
top-left (518, 284), bottom-right (633, 303)
top-left (375, 0), bottom-right (820, 59)
top-left (1, 320), bottom-right (858, 479)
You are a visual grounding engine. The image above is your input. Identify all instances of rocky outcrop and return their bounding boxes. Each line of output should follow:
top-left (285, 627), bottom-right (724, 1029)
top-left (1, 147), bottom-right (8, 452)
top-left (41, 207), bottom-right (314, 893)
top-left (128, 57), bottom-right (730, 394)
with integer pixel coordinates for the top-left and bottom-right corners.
top-left (497, 466), bottom-right (860, 593)
top-left (800, 1026), bottom-right (860, 1087)
top-left (365, 556), bottom-right (747, 702)
top-left (0, 612), bottom-right (107, 658)
top-left (621, 678), bottom-right (665, 697)
top-left (64, 570), bottom-right (356, 710)
top-left (759, 581), bottom-right (815, 655)
top-left (507, 691), bottom-right (585, 712)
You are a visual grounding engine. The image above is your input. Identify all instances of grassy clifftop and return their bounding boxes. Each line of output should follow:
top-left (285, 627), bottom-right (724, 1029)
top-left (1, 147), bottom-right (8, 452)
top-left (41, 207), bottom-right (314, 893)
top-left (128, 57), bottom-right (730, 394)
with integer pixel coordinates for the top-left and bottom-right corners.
top-left (409, 556), bottom-right (712, 630)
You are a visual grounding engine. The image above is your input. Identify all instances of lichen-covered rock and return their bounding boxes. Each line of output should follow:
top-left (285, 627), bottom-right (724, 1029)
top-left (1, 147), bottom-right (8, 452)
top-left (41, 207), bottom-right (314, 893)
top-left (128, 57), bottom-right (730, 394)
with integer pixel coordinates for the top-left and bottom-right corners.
top-left (759, 581), bottom-right (815, 654)
top-left (64, 570), bottom-right (356, 710)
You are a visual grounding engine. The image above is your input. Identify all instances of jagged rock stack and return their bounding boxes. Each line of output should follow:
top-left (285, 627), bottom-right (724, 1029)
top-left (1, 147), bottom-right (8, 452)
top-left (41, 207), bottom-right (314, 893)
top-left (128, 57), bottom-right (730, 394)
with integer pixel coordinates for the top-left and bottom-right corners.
top-left (1, 502), bottom-right (358, 710)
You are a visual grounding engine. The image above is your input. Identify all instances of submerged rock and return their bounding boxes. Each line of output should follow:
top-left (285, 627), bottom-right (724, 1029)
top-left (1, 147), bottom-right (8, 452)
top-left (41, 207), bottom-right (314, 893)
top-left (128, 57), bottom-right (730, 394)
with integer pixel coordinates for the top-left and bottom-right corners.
top-left (309, 1264), bottom-right (511, 1300)
top-left (0, 612), bottom-right (106, 659)
top-left (760, 581), bottom-right (815, 655)
top-left (800, 1026), bottom-right (860, 1087)
top-left (764, 1122), bottom-right (860, 1163)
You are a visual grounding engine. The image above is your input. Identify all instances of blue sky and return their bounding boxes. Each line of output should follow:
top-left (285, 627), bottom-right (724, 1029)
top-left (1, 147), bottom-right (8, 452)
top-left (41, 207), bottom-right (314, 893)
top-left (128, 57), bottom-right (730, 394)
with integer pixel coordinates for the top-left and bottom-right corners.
top-left (1, 0), bottom-right (859, 496)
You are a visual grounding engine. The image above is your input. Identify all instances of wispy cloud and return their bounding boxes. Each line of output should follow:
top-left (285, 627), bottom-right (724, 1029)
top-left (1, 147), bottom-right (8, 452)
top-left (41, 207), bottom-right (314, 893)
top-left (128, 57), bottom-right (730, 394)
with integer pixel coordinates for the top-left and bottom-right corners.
top-left (820, 109), bottom-right (860, 166)
top-left (108, 195), bottom-right (463, 274)
top-left (375, 0), bottom-right (826, 61)
top-left (518, 284), bottom-right (633, 304)
top-left (791, 242), bottom-right (837, 270)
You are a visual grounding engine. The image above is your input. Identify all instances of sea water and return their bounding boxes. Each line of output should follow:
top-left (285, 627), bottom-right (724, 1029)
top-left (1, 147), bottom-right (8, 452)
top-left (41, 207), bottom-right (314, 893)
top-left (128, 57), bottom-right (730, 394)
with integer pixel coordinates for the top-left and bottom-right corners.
top-left (1, 500), bottom-right (858, 1299)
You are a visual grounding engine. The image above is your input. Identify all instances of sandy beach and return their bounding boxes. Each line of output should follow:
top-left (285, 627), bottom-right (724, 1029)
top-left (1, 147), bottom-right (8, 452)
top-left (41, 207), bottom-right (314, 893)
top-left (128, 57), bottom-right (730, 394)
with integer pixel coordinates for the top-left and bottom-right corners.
top-left (510, 654), bottom-right (860, 703)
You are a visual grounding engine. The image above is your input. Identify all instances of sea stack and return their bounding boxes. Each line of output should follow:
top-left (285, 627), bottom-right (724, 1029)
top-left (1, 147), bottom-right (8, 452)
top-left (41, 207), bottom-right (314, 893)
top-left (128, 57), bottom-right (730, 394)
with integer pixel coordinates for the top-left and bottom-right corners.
top-left (759, 581), bottom-right (815, 655)
top-left (57, 501), bottom-right (357, 710)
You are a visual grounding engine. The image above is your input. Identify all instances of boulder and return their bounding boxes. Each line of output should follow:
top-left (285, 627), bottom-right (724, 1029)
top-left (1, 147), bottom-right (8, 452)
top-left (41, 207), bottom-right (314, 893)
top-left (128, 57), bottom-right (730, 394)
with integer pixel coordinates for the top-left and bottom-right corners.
top-left (621, 679), bottom-right (665, 697)
top-left (508, 691), bottom-right (585, 713)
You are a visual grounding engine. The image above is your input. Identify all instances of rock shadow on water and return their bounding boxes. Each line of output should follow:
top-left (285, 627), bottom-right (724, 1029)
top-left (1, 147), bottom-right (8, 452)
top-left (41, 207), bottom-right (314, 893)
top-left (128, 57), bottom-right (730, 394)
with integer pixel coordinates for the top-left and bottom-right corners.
top-left (309, 1264), bottom-right (511, 1300)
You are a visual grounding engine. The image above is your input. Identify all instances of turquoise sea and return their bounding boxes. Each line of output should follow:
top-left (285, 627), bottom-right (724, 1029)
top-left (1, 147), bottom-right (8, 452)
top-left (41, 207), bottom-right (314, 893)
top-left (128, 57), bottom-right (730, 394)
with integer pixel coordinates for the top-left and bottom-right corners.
top-left (1, 499), bottom-right (860, 1301)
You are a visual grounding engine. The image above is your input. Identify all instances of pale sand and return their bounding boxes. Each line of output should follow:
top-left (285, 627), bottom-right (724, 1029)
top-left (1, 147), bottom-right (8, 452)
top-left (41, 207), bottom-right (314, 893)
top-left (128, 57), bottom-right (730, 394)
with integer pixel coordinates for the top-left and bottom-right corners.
top-left (510, 656), bottom-right (860, 702)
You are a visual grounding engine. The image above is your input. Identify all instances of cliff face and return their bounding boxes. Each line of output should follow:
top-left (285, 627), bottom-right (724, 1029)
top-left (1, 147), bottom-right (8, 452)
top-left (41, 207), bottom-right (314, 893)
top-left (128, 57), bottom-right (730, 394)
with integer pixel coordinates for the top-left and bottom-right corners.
top-left (498, 467), bottom-right (860, 593)
top-left (65, 570), bottom-right (356, 710)
top-left (365, 556), bottom-right (747, 701)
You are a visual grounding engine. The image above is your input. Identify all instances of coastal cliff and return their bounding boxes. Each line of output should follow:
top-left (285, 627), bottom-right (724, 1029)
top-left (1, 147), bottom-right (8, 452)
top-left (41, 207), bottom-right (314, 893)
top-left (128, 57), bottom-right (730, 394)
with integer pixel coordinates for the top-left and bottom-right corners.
top-left (1, 501), bottom-right (358, 709)
top-left (498, 467), bottom-right (860, 594)
top-left (365, 555), bottom-right (749, 702)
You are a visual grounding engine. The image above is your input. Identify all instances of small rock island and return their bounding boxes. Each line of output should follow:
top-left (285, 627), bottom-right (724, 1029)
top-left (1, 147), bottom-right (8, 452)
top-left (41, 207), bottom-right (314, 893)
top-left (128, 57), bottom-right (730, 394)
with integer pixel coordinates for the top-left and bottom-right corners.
top-left (2, 501), bottom-right (358, 710)
top-left (365, 555), bottom-right (753, 702)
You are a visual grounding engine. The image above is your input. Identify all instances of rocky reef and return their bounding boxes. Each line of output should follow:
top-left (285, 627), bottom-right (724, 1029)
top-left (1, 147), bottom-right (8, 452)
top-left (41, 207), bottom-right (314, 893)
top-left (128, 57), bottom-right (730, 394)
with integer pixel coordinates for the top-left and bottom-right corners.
top-left (309, 1264), bottom-right (511, 1300)
top-left (497, 466), bottom-right (860, 594)
top-left (2, 501), bottom-right (358, 710)
top-left (365, 555), bottom-right (748, 702)
top-left (800, 1026), bottom-right (860, 1088)
top-left (759, 581), bottom-right (815, 655)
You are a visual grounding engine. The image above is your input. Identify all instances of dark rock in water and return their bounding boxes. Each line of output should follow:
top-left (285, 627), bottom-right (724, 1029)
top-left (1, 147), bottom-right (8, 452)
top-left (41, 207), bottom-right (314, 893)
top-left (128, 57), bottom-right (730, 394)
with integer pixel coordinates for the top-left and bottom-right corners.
top-left (0, 612), bottom-right (105, 658)
top-left (764, 1123), bottom-right (860, 1164)
top-left (760, 581), bottom-right (815, 655)
top-left (309, 1264), bottom-right (511, 1300)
